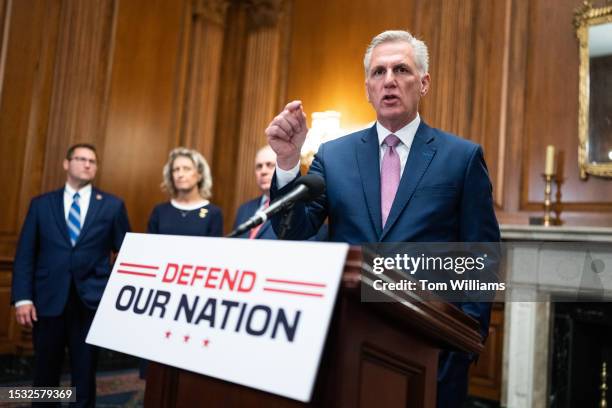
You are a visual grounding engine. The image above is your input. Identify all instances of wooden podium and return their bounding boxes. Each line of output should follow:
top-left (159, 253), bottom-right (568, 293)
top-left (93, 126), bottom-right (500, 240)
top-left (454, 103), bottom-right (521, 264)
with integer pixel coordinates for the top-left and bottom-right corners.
top-left (144, 247), bottom-right (483, 407)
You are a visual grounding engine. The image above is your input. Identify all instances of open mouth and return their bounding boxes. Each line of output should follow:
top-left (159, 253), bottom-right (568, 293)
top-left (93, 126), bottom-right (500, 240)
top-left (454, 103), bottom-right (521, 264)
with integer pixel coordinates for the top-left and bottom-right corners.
top-left (382, 95), bottom-right (399, 103)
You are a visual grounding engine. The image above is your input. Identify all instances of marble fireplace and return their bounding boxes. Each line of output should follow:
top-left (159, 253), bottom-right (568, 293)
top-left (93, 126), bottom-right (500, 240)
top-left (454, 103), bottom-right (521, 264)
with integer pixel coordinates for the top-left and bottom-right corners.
top-left (500, 225), bottom-right (612, 408)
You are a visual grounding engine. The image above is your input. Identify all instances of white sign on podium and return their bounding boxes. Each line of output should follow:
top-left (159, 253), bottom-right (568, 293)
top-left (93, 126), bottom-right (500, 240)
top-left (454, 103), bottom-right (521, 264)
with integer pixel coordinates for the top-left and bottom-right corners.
top-left (86, 233), bottom-right (349, 402)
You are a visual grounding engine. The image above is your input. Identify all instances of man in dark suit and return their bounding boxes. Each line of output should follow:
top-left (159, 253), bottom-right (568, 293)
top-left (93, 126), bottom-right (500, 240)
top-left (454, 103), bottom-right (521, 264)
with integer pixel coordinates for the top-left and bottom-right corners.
top-left (265, 30), bottom-right (500, 407)
top-left (233, 145), bottom-right (278, 239)
top-left (12, 143), bottom-right (130, 407)
top-left (233, 145), bottom-right (328, 240)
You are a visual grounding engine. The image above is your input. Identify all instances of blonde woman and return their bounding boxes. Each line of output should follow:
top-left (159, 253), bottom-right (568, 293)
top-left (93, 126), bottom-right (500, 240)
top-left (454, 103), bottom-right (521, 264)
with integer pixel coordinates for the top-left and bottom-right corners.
top-left (147, 147), bottom-right (223, 236)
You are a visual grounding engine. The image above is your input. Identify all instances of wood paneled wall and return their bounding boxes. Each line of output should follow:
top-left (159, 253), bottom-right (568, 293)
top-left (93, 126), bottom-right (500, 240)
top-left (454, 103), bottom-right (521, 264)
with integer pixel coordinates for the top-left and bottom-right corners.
top-left (99, 0), bottom-right (190, 231)
top-left (0, 0), bottom-right (610, 351)
top-left (521, 0), bottom-right (612, 222)
top-left (0, 0), bottom-right (61, 352)
top-left (0, 0), bottom-right (289, 353)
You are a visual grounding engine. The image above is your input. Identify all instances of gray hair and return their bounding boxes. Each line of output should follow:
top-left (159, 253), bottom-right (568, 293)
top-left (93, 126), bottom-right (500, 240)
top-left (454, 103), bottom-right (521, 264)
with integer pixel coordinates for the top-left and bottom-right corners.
top-left (255, 145), bottom-right (276, 160)
top-left (161, 147), bottom-right (212, 199)
top-left (363, 30), bottom-right (429, 76)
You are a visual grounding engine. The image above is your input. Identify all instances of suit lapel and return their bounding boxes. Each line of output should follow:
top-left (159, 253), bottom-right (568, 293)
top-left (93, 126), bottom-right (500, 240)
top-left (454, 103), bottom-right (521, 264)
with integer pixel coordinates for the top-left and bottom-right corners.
top-left (51, 188), bottom-right (71, 245)
top-left (381, 122), bottom-right (437, 240)
top-left (256, 221), bottom-right (272, 238)
top-left (77, 188), bottom-right (103, 245)
top-left (355, 125), bottom-right (383, 239)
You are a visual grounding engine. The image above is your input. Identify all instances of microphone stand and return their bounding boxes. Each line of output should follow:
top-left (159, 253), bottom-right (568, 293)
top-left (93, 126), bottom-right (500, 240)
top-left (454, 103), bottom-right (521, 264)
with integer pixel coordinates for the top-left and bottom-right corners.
top-left (226, 174), bottom-right (324, 238)
top-left (277, 203), bottom-right (295, 240)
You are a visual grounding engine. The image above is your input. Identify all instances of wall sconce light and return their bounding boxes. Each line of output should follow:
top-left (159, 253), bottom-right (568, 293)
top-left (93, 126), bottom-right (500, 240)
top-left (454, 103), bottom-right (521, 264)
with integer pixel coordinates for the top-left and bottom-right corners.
top-left (301, 111), bottom-right (344, 167)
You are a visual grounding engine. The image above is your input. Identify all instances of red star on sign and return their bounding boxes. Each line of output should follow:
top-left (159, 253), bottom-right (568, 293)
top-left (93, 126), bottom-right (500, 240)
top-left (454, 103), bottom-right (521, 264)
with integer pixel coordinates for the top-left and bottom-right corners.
top-left (203, 339), bottom-right (210, 347)
top-left (183, 335), bottom-right (190, 343)
top-left (165, 331), bottom-right (171, 339)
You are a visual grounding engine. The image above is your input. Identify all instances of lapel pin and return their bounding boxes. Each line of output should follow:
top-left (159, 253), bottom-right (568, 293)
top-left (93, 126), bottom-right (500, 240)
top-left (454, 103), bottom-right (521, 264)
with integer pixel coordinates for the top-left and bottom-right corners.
top-left (199, 208), bottom-right (208, 218)
top-left (96, 194), bottom-right (102, 200)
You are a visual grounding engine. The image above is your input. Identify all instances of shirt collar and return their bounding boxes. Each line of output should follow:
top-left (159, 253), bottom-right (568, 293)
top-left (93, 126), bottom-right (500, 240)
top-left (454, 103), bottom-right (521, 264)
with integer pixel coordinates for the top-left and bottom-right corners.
top-left (376, 113), bottom-right (421, 148)
top-left (170, 199), bottom-right (209, 211)
top-left (65, 183), bottom-right (92, 198)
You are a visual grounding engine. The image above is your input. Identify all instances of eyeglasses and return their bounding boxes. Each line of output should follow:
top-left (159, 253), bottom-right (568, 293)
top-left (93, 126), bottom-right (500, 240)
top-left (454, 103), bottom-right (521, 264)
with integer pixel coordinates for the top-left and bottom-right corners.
top-left (70, 156), bottom-right (97, 165)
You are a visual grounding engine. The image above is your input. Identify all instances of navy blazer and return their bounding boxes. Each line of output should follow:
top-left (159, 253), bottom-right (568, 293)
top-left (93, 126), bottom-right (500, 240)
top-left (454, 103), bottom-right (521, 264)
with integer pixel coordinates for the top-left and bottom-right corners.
top-left (12, 187), bottom-right (130, 316)
top-left (234, 196), bottom-right (329, 241)
top-left (233, 197), bottom-right (277, 239)
top-left (271, 121), bottom-right (500, 337)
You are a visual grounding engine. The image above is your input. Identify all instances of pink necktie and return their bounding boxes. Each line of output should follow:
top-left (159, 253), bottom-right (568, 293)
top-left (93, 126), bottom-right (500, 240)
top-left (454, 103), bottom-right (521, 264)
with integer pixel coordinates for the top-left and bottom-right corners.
top-left (381, 134), bottom-right (401, 227)
top-left (249, 198), bottom-right (269, 239)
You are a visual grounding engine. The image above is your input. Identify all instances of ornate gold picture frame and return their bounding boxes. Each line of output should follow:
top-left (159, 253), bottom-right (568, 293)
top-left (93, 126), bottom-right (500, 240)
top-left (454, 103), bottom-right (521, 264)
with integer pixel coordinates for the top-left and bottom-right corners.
top-left (574, 1), bottom-right (612, 179)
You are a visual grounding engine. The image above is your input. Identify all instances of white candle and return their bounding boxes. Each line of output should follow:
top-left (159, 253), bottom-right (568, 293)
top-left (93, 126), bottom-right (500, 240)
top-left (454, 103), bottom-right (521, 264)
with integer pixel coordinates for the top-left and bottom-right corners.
top-left (544, 145), bottom-right (555, 176)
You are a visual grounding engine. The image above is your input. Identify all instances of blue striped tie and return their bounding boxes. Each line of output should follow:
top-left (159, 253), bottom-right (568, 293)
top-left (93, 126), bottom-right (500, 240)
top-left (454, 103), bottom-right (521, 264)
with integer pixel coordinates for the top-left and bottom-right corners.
top-left (67, 192), bottom-right (81, 246)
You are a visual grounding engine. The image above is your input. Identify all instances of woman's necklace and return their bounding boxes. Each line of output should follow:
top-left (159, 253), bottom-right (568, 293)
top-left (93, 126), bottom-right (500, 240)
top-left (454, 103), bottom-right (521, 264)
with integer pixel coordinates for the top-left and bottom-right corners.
top-left (172, 198), bottom-right (209, 218)
top-left (177, 206), bottom-right (208, 218)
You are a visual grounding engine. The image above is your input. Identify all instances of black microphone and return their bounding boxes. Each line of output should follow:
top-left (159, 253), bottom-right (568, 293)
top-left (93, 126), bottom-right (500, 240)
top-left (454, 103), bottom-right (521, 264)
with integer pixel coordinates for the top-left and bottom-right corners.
top-left (227, 174), bottom-right (325, 238)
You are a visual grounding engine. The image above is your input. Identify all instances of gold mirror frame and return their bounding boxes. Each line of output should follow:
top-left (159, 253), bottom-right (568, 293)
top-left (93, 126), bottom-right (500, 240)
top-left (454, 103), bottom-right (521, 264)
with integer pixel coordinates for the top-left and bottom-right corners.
top-left (574, 1), bottom-right (612, 179)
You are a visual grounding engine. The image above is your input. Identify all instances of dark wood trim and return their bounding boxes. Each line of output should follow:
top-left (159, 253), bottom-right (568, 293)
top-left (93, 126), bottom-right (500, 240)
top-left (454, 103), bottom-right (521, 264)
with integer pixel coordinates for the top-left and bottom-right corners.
top-left (41, 0), bottom-right (118, 191)
top-left (0, 0), bottom-right (11, 103)
top-left (211, 1), bottom-right (249, 232)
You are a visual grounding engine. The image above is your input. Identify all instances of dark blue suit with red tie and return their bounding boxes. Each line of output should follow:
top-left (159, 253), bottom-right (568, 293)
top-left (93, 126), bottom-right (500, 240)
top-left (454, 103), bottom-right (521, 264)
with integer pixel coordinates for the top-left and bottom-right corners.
top-left (234, 196), bottom-right (328, 240)
top-left (12, 187), bottom-right (130, 407)
top-left (271, 121), bottom-right (500, 407)
top-left (233, 197), bottom-right (278, 239)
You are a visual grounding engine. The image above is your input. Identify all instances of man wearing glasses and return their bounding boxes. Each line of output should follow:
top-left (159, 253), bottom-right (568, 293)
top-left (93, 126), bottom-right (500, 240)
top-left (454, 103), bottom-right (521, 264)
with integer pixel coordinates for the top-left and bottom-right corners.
top-left (11, 143), bottom-right (130, 407)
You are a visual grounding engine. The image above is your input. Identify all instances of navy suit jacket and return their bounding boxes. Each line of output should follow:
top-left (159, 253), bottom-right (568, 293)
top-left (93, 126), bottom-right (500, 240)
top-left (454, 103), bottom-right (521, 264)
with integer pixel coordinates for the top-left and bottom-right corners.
top-left (233, 197), bottom-right (277, 239)
top-left (271, 121), bottom-right (500, 337)
top-left (234, 196), bottom-right (329, 240)
top-left (12, 187), bottom-right (130, 316)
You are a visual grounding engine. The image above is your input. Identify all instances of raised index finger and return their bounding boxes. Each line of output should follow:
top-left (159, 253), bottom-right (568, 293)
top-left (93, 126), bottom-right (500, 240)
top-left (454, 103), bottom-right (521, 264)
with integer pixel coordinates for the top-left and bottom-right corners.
top-left (283, 101), bottom-right (307, 131)
top-left (284, 100), bottom-right (303, 113)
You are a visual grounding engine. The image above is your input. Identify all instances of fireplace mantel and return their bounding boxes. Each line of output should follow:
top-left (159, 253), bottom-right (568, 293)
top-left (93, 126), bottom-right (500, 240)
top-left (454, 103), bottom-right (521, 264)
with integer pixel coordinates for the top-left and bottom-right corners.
top-left (501, 224), bottom-right (612, 242)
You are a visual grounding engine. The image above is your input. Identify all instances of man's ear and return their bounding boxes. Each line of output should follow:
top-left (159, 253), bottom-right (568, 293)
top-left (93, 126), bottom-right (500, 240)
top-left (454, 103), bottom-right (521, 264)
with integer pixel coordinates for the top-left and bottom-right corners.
top-left (63, 159), bottom-right (69, 171)
top-left (420, 73), bottom-right (431, 96)
top-left (365, 80), bottom-right (371, 103)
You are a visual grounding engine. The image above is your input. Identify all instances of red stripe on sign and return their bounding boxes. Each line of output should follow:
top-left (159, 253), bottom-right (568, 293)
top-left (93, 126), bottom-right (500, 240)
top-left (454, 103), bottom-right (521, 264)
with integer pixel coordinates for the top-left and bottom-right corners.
top-left (119, 262), bottom-right (159, 270)
top-left (262, 288), bottom-right (324, 297)
top-left (264, 278), bottom-right (326, 288)
top-left (117, 270), bottom-right (157, 278)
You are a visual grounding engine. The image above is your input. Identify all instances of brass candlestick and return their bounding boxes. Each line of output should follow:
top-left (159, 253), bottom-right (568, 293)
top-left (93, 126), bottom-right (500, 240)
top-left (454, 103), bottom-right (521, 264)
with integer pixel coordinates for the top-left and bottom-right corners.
top-left (602, 361), bottom-right (608, 408)
top-left (542, 174), bottom-right (554, 227)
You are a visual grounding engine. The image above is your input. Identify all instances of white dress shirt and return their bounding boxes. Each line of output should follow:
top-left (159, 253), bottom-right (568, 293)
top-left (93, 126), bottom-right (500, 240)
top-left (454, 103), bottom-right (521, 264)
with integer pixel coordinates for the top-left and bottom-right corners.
top-left (258, 194), bottom-right (270, 208)
top-left (275, 114), bottom-right (421, 188)
top-left (64, 183), bottom-right (92, 222)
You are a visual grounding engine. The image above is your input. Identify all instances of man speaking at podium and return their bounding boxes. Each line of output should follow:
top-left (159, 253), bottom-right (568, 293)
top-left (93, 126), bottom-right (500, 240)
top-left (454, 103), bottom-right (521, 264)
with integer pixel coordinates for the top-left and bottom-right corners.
top-left (265, 30), bottom-right (500, 407)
